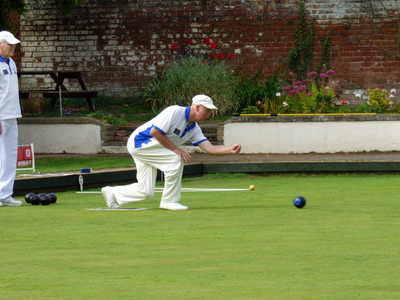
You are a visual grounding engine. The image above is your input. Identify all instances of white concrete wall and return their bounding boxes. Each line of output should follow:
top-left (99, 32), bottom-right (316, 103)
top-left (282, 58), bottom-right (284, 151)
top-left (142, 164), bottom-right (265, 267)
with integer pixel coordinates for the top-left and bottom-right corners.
top-left (224, 118), bottom-right (400, 154)
top-left (18, 115), bottom-right (400, 154)
top-left (18, 123), bottom-right (102, 154)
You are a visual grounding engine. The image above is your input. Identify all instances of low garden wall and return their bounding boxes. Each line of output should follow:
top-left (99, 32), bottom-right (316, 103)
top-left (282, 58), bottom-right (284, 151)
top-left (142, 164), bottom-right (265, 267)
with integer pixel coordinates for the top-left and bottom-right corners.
top-left (18, 117), bottom-right (118, 154)
top-left (224, 114), bottom-right (400, 154)
top-left (18, 115), bottom-right (400, 154)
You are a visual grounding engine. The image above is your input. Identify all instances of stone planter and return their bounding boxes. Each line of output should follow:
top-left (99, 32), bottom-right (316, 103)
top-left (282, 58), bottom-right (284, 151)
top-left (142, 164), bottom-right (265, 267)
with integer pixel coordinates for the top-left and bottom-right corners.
top-left (224, 114), bottom-right (400, 154)
top-left (18, 117), bottom-right (111, 154)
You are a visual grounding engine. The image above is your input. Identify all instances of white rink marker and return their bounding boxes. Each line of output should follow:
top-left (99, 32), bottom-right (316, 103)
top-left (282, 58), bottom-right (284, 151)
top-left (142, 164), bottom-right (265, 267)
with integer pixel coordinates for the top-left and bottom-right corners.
top-left (78, 187), bottom-right (249, 194)
top-left (86, 207), bottom-right (151, 211)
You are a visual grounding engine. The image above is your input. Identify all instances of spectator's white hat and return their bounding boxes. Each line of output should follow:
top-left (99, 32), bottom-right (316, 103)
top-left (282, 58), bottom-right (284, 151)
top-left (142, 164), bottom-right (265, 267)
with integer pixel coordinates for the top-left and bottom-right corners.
top-left (0, 31), bottom-right (21, 44)
top-left (192, 94), bottom-right (218, 110)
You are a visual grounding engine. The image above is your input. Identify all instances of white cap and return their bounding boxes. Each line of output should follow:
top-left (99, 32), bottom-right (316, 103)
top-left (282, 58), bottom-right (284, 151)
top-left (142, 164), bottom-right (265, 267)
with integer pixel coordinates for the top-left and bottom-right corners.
top-left (0, 31), bottom-right (21, 45)
top-left (192, 94), bottom-right (218, 110)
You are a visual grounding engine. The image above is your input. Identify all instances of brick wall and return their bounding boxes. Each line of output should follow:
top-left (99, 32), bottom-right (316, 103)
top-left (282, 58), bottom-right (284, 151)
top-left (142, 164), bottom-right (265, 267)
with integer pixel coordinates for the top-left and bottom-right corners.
top-left (16, 0), bottom-right (400, 104)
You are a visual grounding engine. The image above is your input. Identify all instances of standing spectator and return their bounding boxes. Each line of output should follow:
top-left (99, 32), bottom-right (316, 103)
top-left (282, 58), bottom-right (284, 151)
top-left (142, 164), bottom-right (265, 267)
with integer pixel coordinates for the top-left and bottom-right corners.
top-left (0, 31), bottom-right (22, 206)
top-left (102, 94), bottom-right (242, 210)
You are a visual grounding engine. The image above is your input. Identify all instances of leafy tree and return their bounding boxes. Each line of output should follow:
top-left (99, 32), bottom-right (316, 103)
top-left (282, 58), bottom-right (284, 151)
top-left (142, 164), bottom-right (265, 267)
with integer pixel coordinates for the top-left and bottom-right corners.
top-left (1, 0), bottom-right (27, 31)
top-left (1, 0), bottom-right (86, 31)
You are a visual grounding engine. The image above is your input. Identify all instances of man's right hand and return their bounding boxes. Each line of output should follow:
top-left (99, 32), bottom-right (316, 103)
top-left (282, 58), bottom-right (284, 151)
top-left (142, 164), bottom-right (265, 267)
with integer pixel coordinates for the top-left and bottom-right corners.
top-left (173, 148), bottom-right (191, 162)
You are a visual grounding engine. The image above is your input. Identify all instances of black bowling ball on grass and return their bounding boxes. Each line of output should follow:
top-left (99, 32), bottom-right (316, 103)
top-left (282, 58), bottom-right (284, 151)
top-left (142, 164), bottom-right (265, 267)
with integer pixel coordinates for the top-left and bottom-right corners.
top-left (38, 193), bottom-right (51, 206)
top-left (47, 193), bottom-right (57, 204)
top-left (24, 192), bottom-right (35, 204)
top-left (30, 194), bottom-right (41, 205)
top-left (293, 196), bottom-right (306, 209)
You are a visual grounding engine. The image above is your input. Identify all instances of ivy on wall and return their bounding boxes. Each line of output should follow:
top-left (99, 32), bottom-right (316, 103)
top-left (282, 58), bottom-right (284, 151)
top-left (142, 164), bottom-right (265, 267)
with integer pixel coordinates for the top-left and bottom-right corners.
top-left (1, 0), bottom-right (27, 31)
top-left (286, 0), bottom-right (314, 81)
top-left (0, 0), bottom-right (86, 31)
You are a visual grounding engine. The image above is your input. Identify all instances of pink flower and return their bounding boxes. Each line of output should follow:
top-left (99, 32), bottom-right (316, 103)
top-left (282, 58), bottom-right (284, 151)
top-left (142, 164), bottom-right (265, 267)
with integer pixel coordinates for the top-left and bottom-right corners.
top-left (326, 70), bottom-right (336, 74)
top-left (306, 92), bottom-right (312, 96)
top-left (303, 79), bottom-right (311, 83)
top-left (288, 89), bottom-right (298, 95)
top-left (283, 86), bottom-right (293, 91)
top-left (390, 89), bottom-right (397, 93)
top-left (320, 73), bottom-right (329, 79)
top-left (307, 71), bottom-right (318, 77)
top-left (294, 81), bottom-right (303, 86)
top-left (297, 85), bottom-right (308, 91)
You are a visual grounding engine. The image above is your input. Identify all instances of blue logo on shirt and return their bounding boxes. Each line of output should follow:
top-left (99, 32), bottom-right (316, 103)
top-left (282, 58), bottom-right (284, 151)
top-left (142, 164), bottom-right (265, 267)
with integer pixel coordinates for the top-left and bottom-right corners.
top-left (173, 128), bottom-right (181, 136)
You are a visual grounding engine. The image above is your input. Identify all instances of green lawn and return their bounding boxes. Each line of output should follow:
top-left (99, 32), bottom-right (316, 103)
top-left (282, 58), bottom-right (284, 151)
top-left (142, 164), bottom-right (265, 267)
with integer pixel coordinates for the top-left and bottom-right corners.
top-left (2, 174), bottom-right (400, 299)
top-left (17, 157), bottom-right (134, 174)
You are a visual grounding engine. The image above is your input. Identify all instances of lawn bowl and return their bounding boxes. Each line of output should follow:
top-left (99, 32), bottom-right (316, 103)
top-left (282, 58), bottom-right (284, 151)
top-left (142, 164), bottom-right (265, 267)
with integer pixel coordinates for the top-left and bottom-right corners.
top-left (293, 196), bottom-right (306, 208)
top-left (38, 193), bottom-right (51, 206)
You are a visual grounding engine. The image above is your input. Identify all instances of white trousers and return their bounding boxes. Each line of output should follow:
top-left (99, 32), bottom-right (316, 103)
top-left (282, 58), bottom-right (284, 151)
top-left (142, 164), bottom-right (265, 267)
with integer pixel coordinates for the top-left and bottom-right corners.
top-left (0, 119), bottom-right (18, 201)
top-left (113, 145), bottom-right (184, 206)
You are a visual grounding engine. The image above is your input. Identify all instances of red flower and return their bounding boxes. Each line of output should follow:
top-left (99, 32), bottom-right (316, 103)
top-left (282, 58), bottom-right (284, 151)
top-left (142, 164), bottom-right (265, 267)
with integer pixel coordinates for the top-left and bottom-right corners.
top-left (201, 60), bottom-right (206, 65)
top-left (217, 53), bottom-right (225, 60)
top-left (203, 38), bottom-right (210, 45)
top-left (226, 52), bottom-right (233, 60)
top-left (210, 42), bottom-right (217, 49)
top-left (340, 100), bottom-right (347, 105)
top-left (170, 44), bottom-right (178, 50)
top-left (185, 39), bottom-right (193, 45)
top-left (208, 52), bottom-right (216, 59)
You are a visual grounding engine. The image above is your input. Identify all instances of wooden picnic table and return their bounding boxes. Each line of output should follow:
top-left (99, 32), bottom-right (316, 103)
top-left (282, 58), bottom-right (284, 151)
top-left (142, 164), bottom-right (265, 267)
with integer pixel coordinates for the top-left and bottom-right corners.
top-left (18, 70), bottom-right (98, 111)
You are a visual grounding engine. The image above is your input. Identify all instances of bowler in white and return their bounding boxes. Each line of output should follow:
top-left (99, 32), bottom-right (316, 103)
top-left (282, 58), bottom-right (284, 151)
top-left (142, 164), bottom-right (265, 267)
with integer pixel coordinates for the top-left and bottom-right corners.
top-left (101, 94), bottom-right (242, 210)
top-left (0, 31), bottom-right (23, 207)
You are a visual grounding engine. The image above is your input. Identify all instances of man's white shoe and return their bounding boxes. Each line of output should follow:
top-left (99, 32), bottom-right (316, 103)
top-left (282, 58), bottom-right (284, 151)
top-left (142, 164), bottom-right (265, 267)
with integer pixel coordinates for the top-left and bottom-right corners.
top-left (2, 199), bottom-right (22, 206)
top-left (101, 186), bottom-right (120, 208)
top-left (160, 202), bottom-right (188, 210)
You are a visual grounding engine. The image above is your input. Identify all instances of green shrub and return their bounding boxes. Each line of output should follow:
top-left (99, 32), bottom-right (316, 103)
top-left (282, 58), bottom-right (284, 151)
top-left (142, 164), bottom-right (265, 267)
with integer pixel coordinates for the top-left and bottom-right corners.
top-left (89, 111), bottom-right (128, 126)
top-left (144, 58), bottom-right (239, 115)
top-left (237, 66), bottom-right (284, 114)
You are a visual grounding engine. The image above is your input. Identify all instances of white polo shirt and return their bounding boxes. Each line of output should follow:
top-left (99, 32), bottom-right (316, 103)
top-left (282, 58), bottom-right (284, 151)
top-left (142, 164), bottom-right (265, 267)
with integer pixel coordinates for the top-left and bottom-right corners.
top-left (0, 57), bottom-right (21, 120)
top-left (129, 105), bottom-right (208, 149)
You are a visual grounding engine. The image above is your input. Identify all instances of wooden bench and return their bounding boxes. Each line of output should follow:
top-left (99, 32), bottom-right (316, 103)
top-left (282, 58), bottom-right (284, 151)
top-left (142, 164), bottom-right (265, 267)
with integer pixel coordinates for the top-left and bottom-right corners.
top-left (18, 70), bottom-right (98, 111)
top-left (19, 90), bottom-right (98, 111)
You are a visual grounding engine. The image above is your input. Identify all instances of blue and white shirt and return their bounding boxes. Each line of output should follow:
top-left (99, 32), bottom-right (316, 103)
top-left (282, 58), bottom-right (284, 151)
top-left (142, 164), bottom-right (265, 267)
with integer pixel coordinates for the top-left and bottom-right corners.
top-left (0, 56), bottom-right (21, 120)
top-left (129, 105), bottom-right (208, 149)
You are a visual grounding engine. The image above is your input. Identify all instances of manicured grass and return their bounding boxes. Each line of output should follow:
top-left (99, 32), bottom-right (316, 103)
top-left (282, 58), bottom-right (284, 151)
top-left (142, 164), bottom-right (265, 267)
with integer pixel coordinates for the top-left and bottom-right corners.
top-left (17, 157), bottom-right (134, 174)
top-left (2, 173), bottom-right (400, 299)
